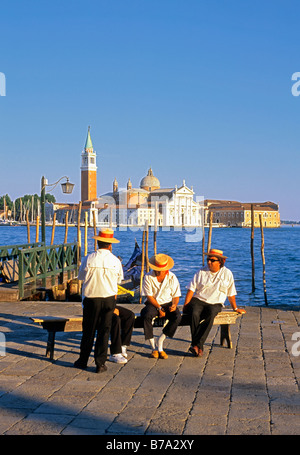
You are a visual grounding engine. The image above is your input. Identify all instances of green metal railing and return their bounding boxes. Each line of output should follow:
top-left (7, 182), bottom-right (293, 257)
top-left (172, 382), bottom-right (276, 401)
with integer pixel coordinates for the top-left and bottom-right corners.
top-left (0, 242), bottom-right (44, 261)
top-left (18, 242), bottom-right (79, 299)
top-left (0, 242), bottom-right (78, 299)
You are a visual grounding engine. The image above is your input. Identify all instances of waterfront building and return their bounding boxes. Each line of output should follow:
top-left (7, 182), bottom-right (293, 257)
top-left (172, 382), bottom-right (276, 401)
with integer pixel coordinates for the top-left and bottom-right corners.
top-left (205, 200), bottom-right (280, 227)
top-left (97, 169), bottom-right (203, 227)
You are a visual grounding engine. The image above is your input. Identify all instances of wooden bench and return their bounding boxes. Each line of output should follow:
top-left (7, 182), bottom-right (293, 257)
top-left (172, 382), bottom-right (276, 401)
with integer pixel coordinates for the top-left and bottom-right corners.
top-left (30, 310), bottom-right (241, 360)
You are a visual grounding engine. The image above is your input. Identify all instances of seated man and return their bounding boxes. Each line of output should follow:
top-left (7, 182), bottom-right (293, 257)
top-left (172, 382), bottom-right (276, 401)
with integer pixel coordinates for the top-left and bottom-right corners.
top-left (109, 305), bottom-right (135, 364)
top-left (183, 248), bottom-right (246, 357)
top-left (141, 254), bottom-right (181, 359)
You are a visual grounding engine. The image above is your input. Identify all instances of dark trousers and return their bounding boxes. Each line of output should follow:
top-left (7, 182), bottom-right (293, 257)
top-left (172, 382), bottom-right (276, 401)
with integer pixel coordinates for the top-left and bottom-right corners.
top-left (141, 301), bottom-right (181, 340)
top-left (184, 298), bottom-right (222, 350)
top-left (78, 296), bottom-right (116, 367)
top-left (110, 306), bottom-right (135, 355)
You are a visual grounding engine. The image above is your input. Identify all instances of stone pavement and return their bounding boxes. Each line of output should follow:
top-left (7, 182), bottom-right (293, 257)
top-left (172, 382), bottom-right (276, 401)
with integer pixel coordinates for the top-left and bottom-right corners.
top-left (0, 300), bottom-right (299, 435)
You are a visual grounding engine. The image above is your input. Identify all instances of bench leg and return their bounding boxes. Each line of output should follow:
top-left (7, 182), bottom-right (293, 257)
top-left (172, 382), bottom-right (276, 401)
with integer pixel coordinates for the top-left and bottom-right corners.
top-left (46, 331), bottom-right (56, 360)
top-left (220, 324), bottom-right (232, 349)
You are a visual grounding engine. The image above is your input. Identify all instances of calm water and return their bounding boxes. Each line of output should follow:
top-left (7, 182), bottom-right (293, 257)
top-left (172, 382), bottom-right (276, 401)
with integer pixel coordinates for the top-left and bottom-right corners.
top-left (1, 225), bottom-right (299, 309)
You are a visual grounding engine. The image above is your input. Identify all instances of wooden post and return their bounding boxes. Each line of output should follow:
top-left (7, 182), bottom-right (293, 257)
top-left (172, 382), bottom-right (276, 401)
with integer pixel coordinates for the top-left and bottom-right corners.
top-left (93, 210), bottom-right (97, 251)
top-left (50, 212), bottom-right (56, 245)
top-left (145, 220), bottom-right (149, 273)
top-left (31, 195), bottom-right (34, 223)
top-left (259, 214), bottom-right (268, 306)
top-left (154, 201), bottom-right (158, 255)
top-left (20, 198), bottom-right (23, 223)
top-left (3, 196), bottom-right (6, 221)
top-left (84, 212), bottom-right (88, 256)
top-left (251, 204), bottom-right (255, 292)
top-left (64, 211), bottom-right (69, 244)
top-left (26, 210), bottom-right (30, 243)
top-left (202, 213), bottom-right (205, 266)
top-left (207, 211), bottom-right (213, 253)
top-left (110, 206), bottom-right (113, 229)
top-left (35, 216), bottom-right (39, 242)
top-left (139, 228), bottom-right (146, 303)
top-left (77, 202), bottom-right (82, 263)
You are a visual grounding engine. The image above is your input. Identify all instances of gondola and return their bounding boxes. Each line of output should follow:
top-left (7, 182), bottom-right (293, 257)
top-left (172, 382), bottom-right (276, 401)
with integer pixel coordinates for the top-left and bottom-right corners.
top-left (117, 240), bottom-right (142, 303)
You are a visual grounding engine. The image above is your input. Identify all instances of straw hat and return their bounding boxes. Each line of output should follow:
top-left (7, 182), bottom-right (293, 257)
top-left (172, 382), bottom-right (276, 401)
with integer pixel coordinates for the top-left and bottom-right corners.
top-left (204, 248), bottom-right (227, 259)
top-left (92, 228), bottom-right (120, 244)
top-left (148, 254), bottom-right (174, 271)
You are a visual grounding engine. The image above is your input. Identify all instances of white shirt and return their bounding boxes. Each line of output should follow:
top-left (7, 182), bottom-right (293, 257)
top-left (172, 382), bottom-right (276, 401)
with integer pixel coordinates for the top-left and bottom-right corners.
top-left (78, 249), bottom-right (123, 298)
top-left (188, 266), bottom-right (236, 305)
top-left (141, 270), bottom-right (181, 305)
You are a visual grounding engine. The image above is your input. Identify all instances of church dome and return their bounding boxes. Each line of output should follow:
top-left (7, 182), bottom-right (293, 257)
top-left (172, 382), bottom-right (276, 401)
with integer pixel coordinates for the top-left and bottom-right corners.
top-left (140, 168), bottom-right (160, 191)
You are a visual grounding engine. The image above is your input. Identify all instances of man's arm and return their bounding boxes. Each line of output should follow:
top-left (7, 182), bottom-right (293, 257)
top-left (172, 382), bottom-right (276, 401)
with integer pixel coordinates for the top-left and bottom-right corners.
top-left (228, 295), bottom-right (246, 314)
top-left (169, 296), bottom-right (179, 312)
top-left (183, 289), bottom-right (194, 310)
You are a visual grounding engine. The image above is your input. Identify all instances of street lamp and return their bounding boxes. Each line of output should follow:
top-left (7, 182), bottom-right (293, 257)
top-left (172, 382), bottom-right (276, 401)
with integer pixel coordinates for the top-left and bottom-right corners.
top-left (41, 176), bottom-right (75, 243)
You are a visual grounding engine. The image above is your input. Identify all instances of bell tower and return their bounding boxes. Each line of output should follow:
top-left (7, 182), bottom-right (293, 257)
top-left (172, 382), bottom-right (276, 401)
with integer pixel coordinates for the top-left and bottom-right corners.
top-left (81, 126), bottom-right (97, 201)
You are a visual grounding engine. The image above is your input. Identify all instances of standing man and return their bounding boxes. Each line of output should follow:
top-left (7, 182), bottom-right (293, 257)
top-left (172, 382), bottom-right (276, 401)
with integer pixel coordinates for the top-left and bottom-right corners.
top-left (141, 254), bottom-right (181, 359)
top-left (74, 228), bottom-right (123, 373)
top-left (183, 249), bottom-right (246, 357)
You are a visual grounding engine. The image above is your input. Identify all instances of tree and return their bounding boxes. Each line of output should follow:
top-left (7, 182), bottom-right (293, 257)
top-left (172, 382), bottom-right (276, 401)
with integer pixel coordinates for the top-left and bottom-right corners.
top-left (0, 194), bottom-right (13, 211)
top-left (3, 193), bottom-right (56, 221)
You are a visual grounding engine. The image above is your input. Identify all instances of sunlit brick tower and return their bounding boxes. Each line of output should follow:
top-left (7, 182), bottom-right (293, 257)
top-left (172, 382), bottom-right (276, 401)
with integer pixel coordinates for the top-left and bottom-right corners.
top-left (81, 126), bottom-right (97, 202)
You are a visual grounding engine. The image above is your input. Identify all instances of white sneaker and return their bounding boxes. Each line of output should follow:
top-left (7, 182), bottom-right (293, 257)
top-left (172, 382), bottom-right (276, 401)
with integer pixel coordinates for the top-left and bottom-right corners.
top-left (121, 346), bottom-right (128, 358)
top-left (109, 354), bottom-right (127, 364)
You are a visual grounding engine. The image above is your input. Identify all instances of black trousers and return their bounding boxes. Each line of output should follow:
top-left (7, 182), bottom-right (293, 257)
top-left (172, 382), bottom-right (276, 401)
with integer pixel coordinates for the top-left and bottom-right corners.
top-left (184, 298), bottom-right (222, 350)
top-left (78, 296), bottom-right (116, 367)
top-left (141, 301), bottom-right (181, 340)
top-left (110, 306), bottom-right (135, 355)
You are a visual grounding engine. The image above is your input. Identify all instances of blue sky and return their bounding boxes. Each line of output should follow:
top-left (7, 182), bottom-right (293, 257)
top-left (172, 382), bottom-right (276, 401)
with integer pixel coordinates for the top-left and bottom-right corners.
top-left (0, 0), bottom-right (299, 220)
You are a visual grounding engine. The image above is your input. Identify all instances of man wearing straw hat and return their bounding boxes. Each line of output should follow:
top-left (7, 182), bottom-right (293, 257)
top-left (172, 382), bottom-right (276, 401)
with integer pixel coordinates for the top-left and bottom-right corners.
top-left (141, 253), bottom-right (181, 359)
top-left (74, 228), bottom-right (123, 373)
top-left (183, 248), bottom-right (246, 357)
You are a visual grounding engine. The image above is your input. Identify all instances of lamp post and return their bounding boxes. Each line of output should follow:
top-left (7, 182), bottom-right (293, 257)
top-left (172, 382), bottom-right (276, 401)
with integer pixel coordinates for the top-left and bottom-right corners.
top-left (41, 176), bottom-right (75, 243)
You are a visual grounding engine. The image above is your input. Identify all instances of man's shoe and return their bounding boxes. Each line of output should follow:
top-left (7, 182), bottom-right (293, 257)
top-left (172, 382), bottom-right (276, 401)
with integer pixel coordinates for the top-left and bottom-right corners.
top-left (159, 351), bottom-right (168, 359)
top-left (109, 354), bottom-right (127, 364)
top-left (197, 348), bottom-right (203, 357)
top-left (96, 364), bottom-right (107, 373)
top-left (189, 346), bottom-right (199, 357)
top-left (150, 350), bottom-right (159, 359)
top-left (74, 359), bottom-right (87, 369)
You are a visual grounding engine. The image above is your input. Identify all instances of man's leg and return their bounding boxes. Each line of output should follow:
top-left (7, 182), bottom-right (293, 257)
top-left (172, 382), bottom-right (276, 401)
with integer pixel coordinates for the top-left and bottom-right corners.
top-left (185, 298), bottom-right (206, 347)
top-left (119, 306), bottom-right (135, 347)
top-left (163, 305), bottom-right (182, 338)
top-left (75, 297), bottom-right (98, 367)
top-left (94, 296), bottom-right (115, 367)
top-left (196, 303), bottom-right (222, 350)
top-left (141, 303), bottom-right (158, 340)
top-left (110, 312), bottom-right (122, 355)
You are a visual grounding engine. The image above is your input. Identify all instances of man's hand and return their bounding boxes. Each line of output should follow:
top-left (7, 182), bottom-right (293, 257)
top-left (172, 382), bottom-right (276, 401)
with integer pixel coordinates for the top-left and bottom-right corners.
top-left (235, 308), bottom-right (246, 314)
top-left (114, 308), bottom-right (119, 316)
top-left (158, 308), bottom-right (166, 318)
top-left (169, 297), bottom-right (179, 312)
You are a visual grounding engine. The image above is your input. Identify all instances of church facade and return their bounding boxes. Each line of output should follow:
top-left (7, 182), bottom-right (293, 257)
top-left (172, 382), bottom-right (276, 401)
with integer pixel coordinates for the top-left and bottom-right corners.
top-left (96, 168), bottom-right (203, 228)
